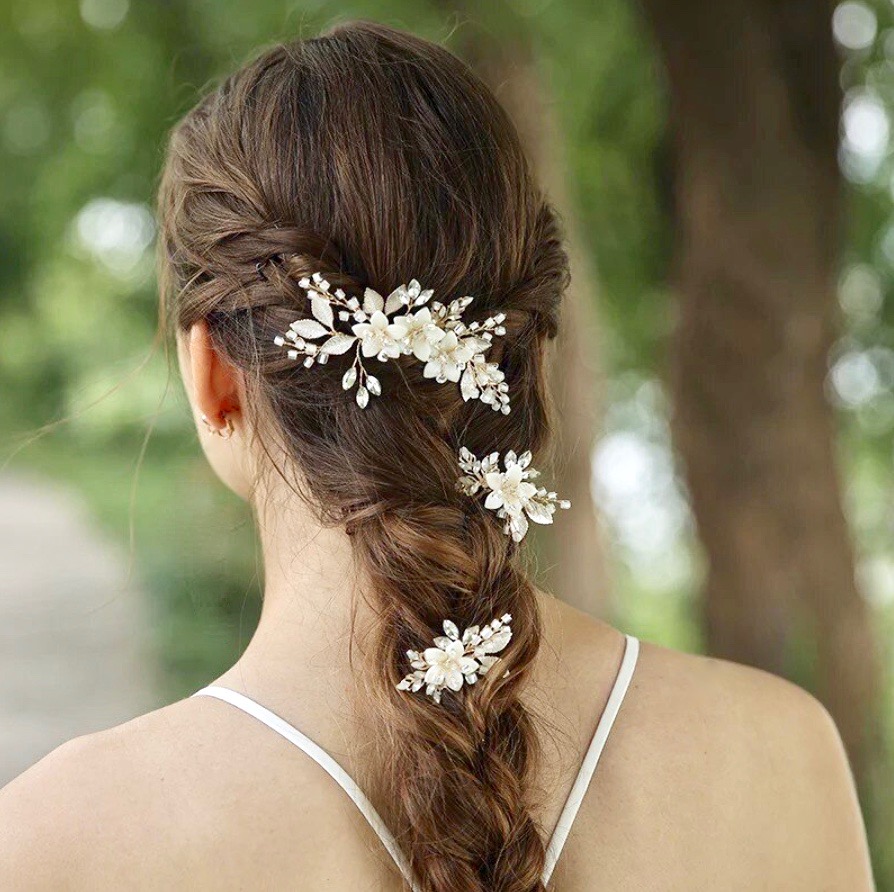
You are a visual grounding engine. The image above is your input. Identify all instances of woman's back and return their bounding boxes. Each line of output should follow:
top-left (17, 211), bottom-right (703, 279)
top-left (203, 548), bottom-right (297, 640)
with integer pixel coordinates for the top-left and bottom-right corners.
top-left (0, 599), bottom-right (871, 890)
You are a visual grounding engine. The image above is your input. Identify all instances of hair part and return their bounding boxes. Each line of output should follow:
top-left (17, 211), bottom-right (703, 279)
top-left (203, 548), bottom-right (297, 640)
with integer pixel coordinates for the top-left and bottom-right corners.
top-left (157, 21), bottom-right (569, 892)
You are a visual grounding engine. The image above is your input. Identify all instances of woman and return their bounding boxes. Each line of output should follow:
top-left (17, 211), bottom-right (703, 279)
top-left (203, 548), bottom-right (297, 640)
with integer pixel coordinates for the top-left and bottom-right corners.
top-left (0, 21), bottom-right (873, 891)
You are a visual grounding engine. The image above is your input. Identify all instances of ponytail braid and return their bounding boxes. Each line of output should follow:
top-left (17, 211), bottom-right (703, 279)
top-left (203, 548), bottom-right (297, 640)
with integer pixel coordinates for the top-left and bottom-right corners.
top-left (158, 21), bottom-right (569, 892)
top-left (352, 458), bottom-right (547, 890)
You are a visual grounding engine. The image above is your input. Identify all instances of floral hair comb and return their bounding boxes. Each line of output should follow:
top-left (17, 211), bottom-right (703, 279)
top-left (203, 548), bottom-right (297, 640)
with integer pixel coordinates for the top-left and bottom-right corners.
top-left (272, 273), bottom-right (569, 545)
top-left (457, 448), bottom-right (571, 543)
top-left (396, 614), bottom-right (513, 704)
top-left (273, 273), bottom-right (510, 412)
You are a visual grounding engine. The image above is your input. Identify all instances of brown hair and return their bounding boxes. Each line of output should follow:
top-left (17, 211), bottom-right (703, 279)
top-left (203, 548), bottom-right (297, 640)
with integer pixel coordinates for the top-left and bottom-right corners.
top-left (157, 21), bottom-right (568, 892)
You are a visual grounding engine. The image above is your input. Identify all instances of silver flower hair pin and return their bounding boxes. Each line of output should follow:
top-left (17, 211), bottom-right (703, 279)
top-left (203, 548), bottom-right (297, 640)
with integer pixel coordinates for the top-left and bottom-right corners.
top-left (396, 614), bottom-right (513, 704)
top-left (457, 447), bottom-right (571, 542)
top-left (273, 273), bottom-right (510, 412)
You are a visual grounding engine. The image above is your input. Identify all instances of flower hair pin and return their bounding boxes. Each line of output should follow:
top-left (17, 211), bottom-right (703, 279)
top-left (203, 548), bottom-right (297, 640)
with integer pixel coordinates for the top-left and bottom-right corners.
top-left (273, 273), bottom-right (510, 412)
top-left (458, 447), bottom-right (571, 542)
top-left (396, 614), bottom-right (513, 704)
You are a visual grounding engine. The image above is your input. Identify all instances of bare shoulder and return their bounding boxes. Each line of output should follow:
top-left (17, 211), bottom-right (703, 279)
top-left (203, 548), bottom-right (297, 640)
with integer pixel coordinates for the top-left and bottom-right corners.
top-left (539, 598), bottom-right (873, 889)
top-left (0, 701), bottom-right (220, 890)
top-left (611, 627), bottom-right (872, 888)
top-left (0, 692), bottom-right (377, 891)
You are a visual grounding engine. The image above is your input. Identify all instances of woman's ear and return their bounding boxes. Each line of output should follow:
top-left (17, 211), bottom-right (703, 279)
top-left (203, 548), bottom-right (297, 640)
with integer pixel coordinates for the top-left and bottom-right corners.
top-left (185, 319), bottom-right (241, 430)
top-left (177, 320), bottom-right (252, 501)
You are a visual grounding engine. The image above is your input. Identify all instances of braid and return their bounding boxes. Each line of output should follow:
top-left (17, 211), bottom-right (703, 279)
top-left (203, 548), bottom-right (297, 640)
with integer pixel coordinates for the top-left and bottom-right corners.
top-left (352, 451), bottom-right (548, 891)
top-left (158, 22), bottom-right (570, 892)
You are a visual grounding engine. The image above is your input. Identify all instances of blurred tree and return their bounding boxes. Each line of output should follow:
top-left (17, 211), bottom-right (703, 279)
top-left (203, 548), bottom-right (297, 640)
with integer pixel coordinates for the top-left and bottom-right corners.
top-left (640, 0), bottom-right (882, 778)
top-left (443, 4), bottom-right (612, 615)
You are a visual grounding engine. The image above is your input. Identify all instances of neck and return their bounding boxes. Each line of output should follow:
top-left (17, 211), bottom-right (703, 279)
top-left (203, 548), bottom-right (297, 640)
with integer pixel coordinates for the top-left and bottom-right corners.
top-left (214, 486), bottom-right (379, 737)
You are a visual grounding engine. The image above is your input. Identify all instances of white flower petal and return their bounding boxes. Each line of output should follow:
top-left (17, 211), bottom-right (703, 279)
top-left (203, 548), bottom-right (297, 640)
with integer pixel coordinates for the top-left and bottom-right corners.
top-left (445, 669), bottom-right (464, 692)
top-left (445, 362), bottom-right (463, 383)
top-left (505, 463), bottom-right (524, 486)
top-left (425, 664), bottom-right (446, 686)
top-left (386, 322), bottom-right (408, 340)
top-left (413, 340), bottom-right (432, 362)
top-left (484, 471), bottom-right (504, 491)
top-left (459, 656), bottom-right (479, 674)
top-left (446, 639), bottom-right (465, 658)
top-left (517, 481), bottom-right (538, 501)
top-left (484, 491), bottom-right (504, 511)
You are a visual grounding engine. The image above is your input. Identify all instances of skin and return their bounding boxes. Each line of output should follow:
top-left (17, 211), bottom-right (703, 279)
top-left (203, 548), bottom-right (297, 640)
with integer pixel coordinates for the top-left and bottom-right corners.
top-left (0, 322), bottom-right (875, 890)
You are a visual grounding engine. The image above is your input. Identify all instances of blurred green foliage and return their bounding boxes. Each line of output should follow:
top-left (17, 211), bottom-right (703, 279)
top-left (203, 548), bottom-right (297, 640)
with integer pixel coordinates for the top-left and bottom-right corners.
top-left (1, 0), bottom-right (892, 884)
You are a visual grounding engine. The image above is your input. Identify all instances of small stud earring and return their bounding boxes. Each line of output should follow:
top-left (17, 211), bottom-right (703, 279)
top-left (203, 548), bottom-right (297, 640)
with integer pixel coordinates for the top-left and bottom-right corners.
top-left (201, 412), bottom-right (235, 439)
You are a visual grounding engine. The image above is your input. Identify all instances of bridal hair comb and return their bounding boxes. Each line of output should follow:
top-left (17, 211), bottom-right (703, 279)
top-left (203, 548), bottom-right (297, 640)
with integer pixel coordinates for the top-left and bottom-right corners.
top-left (270, 273), bottom-right (571, 547)
top-left (457, 448), bottom-right (571, 543)
top-left (396, 614), bottom-right (513, 703)
top-left (273, 273), bottom-right (510, 412)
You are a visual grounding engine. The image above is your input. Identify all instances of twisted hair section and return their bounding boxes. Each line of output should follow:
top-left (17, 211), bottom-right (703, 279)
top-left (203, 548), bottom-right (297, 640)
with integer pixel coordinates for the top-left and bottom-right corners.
top-left (157, 21), bottom-right (569, 892)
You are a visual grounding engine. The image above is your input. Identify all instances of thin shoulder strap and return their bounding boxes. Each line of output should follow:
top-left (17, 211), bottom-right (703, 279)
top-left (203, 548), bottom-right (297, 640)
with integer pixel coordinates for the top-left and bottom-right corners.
top-left (191, 684), bottom-right (419, 891)
top-left (541, 633), bottom-right (640, 887)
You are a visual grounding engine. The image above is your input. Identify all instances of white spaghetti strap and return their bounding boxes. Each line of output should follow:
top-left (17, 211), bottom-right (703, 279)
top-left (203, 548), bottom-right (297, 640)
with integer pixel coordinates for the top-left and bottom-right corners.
top-left (191, 634), bottom-right (639, 889)
top-left (192, 684), bottom-right (419, 891)
top-left (541, 633), bottom-right (639, 887)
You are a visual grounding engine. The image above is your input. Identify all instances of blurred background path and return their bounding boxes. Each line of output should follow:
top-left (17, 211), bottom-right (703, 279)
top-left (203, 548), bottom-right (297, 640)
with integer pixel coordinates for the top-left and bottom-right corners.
top-left (0, 472), bottom-right (158, 786)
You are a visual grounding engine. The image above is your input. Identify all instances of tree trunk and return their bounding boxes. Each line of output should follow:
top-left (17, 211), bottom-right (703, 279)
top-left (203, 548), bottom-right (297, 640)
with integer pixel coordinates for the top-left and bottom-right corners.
top-left (448, 17), bottom-right (612, 616)
top-left (640, 0), bottom-right (881, 776)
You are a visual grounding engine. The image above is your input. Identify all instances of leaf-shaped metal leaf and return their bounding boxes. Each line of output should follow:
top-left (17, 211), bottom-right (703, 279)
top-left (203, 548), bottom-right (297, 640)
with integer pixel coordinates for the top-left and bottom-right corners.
top-left (479, 626), bottom-right (512, 653)
top-left (384, 287), bottom-right (406, 315)
top-left (289, 319), bottom-right (328, 339)
top-left (320, 333), bottom-right (356, 355)
top-left (363, 288), bottom-right (384, 314)
top-left (311, 295), bottom-right (334, 328)
top-left (525, 500), bottom-right (556, 525)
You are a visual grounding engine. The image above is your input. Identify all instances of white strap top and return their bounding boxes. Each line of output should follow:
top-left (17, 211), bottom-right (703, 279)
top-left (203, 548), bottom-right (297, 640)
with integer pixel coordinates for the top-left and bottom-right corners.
top-left (192, 633), bottom-right (639, 889)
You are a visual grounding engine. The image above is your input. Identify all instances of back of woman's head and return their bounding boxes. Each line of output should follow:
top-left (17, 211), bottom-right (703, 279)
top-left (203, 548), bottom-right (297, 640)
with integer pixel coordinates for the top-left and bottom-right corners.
top-left (158, 20), bottom-right (568, 892)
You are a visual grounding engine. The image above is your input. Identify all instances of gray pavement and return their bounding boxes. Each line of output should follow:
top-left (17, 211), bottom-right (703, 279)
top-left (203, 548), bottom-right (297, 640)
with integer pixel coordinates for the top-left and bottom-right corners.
top-left (0, 472), bottom-right (159, 786)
